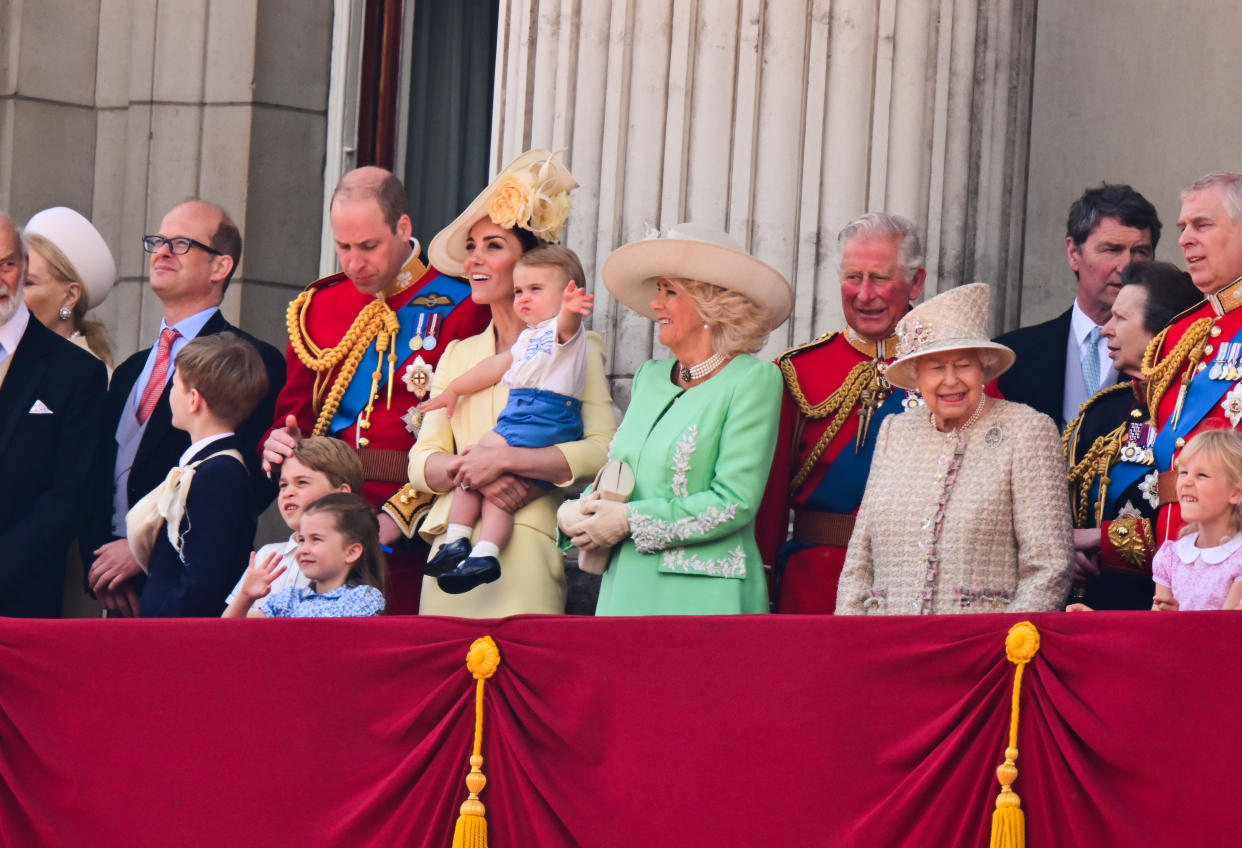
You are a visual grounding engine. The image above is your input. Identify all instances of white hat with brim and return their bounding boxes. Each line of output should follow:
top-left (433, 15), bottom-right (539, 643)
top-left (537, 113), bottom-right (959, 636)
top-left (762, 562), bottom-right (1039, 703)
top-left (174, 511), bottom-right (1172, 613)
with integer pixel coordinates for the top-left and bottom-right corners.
top-left (601, 222), bottom-right (793, 332)
top-left (24, 207), bottom-right (117, 310)
top-left (428, 149), bottom-right (579, 277)
top-left (884, 282), bottom-right (1015, 390)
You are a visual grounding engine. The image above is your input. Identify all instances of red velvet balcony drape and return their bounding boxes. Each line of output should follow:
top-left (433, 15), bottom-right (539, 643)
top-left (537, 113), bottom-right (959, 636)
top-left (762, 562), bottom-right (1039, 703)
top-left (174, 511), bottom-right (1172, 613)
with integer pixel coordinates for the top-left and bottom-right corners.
top-left (0, 612), bottom-right (1234, 846)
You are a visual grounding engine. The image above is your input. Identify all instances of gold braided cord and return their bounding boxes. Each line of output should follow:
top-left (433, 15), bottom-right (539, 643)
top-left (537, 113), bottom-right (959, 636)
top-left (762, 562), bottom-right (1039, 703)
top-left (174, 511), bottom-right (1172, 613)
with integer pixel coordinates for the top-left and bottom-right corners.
top-left (781, 359), bottom-right (877, 491)
top-left (1142, 318), bottom-right (1213, 415)
top-left (1066, 424), bottom-right (1126, 526)
top-left (989, 622), bottom-right (1040, 848)
top-left (285, 289), bottom-right (401, 437)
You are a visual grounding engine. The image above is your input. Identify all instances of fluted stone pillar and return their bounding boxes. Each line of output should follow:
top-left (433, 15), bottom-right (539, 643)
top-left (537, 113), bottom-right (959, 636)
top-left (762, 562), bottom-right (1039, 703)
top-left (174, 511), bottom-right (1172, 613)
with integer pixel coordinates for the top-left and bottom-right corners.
top-left (492, 0), bottom-right (1036, 402)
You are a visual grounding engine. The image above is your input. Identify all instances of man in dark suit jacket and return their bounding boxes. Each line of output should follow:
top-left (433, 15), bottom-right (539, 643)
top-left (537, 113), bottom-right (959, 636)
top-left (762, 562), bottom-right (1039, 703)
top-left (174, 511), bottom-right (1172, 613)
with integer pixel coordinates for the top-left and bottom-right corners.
top-left (81, 201), bottom-right (284, 615)
top-left (995, 184), bottom-right (1161, 430)
top-left (0, 214), bottom-right (107, 617)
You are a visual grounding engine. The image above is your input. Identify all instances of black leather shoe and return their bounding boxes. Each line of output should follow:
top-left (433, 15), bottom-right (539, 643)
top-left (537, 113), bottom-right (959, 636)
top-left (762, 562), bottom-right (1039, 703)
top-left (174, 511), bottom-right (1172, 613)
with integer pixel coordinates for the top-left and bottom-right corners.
top-left (437, 555), bottom-right (501, 594)
top-left (423, 538), bottom-right (470, 577)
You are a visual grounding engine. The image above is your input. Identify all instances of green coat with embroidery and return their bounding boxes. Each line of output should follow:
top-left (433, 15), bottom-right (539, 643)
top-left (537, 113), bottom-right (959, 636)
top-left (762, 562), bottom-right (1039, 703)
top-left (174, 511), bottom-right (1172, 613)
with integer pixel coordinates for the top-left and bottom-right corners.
top-left (595, 354), bottom-right (780, 615)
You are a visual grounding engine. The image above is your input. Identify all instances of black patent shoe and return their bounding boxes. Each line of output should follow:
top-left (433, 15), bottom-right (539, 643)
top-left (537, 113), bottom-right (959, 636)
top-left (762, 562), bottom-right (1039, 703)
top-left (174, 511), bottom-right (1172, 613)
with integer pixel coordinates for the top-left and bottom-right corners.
top-left (437, 556), bottom-right (501, 594)
top-left (423, 538), bottom-right (471, 577)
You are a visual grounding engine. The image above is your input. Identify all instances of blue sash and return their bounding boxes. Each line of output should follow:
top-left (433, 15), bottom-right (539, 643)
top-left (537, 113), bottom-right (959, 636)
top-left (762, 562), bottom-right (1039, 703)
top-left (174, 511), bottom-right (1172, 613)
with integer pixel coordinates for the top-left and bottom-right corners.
top-left (806, 390), bottom-right (906, 513)
top-left (331, 273), bottom-right (472, 433)
top-left (1151, 323), bottom-right (1242, 470)
top-left (1098, 460), bottom-right (1151, 519)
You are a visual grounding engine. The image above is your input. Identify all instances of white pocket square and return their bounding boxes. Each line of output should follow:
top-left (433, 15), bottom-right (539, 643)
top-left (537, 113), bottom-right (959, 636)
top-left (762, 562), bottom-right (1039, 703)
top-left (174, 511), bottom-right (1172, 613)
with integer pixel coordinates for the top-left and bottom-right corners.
top-left (28, 400), bottom-right (53, 415)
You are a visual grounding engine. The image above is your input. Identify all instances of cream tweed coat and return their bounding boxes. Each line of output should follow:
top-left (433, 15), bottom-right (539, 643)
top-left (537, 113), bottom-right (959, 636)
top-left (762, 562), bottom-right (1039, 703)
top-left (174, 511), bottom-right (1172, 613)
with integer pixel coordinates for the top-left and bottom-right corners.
top-left (836, 399), bottom-right (1073, 614)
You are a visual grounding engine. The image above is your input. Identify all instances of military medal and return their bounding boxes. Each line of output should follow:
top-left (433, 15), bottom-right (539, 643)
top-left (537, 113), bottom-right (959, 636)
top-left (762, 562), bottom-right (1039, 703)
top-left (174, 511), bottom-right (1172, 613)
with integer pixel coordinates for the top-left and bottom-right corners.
top-left (1210, 343), bottom-right (1229, 380)
top-left (423, 313), bottom-right (440, 350)
top-left (1228, 342), bottom-right (1241, 381)
top-left (1119, 422), bottom-right (1155, 465)
top-left (409, 313), bottom-right (425, 351)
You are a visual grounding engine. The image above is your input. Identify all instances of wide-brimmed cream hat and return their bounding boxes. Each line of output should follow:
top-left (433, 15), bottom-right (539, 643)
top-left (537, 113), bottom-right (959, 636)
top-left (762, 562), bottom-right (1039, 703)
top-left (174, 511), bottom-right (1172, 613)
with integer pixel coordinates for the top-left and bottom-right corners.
top-left (601, 222), bottom-right (793, 332)
top-left (884, 282), bottom-right (1015, 390)
top-left (428, 149), bottom-right (578, 277)
top-left (24, 206), bottom-right (117, 310)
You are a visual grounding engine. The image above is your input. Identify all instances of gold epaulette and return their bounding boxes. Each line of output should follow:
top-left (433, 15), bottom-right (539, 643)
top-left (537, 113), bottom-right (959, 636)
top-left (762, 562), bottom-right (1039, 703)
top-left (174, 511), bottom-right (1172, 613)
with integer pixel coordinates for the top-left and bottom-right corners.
top-left (383, 485), bottom-right (435, 537)
top-left (1063, 381), bottom-right (1134, 466)
top-left (776, 331), bottom-right (839, 367)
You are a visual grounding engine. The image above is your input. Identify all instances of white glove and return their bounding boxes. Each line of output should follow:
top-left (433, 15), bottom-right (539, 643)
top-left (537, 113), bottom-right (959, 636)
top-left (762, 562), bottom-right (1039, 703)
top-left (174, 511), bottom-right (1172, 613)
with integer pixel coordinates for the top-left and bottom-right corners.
top-left (571, 499), bottom-right (630, 550)
top-left (556, 493), bottom-right (595, 538)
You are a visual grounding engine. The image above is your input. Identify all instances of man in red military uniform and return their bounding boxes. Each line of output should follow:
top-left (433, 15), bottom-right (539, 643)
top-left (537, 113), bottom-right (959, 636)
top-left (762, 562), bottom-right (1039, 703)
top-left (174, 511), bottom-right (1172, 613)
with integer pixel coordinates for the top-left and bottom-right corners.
top-left (1146, 172), bottom-right (1242, 546)
top-left (756, 213), bottom-right (925, 612)
top-left (262, 167), bottom-right (490, 612)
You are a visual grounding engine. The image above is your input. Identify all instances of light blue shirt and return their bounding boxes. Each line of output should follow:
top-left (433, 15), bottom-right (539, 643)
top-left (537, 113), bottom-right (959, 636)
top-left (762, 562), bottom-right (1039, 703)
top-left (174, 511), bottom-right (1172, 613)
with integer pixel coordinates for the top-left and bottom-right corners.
top-left (111, 306), bottom-right (221, 535)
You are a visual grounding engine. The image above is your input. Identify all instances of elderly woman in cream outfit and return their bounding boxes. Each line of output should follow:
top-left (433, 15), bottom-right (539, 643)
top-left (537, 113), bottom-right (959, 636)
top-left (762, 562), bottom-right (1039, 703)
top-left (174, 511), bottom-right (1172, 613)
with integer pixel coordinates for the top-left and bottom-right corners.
top-left (836, 283), bottom-right (1073, 614)
top-left (410, 150), bottom-right (614, 616)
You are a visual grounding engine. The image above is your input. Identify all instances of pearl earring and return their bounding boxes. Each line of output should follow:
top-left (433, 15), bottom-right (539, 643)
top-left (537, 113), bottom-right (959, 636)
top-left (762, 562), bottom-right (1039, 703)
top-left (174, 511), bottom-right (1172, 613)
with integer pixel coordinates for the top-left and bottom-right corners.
top-left (58, 306), bottom-right (72, 321)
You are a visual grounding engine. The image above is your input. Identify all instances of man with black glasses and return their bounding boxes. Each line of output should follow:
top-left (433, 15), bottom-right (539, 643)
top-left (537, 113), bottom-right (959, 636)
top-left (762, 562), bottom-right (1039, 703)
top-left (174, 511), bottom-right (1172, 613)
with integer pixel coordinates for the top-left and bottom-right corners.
top-left (80, 200), bottom-right (284, 616)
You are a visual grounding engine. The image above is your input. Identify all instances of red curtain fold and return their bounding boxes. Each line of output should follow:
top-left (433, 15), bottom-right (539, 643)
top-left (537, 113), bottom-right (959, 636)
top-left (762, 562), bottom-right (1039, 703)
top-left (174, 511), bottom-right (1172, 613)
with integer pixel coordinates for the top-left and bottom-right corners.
top-left (0, 612), bottom-right (1235, 846)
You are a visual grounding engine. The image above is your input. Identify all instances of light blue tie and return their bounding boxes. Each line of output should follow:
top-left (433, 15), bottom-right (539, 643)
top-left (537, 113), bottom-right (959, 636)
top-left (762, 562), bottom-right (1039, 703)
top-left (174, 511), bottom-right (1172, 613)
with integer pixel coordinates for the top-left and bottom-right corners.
top-left (1082, 326), bottom-right (1101, 395)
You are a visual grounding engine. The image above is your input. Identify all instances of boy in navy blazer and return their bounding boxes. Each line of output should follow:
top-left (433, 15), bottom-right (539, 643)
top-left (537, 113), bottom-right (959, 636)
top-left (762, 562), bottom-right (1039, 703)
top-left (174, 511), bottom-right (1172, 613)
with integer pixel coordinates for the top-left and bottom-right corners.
top-left (136, 333), bottom-right (269, 616)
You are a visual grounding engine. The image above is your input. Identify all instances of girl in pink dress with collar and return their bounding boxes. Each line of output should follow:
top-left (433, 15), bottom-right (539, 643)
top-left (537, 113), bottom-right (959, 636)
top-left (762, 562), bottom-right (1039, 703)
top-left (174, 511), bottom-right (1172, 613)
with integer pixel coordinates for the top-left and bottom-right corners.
top-left (1152, 429), bottom-right (1242, 611)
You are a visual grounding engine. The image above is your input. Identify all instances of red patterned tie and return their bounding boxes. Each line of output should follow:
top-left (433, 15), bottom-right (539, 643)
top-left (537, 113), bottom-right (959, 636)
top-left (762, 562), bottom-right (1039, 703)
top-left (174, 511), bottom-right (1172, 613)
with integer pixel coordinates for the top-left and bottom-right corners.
top-left (136, 327), bottom-right (180, 424)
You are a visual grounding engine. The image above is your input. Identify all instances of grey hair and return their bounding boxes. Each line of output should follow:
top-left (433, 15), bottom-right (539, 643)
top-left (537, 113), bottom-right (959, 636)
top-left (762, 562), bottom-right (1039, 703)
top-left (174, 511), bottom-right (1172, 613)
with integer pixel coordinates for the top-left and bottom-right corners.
top-left (1182, 172), bottom-right (1242, 223)
top-left (837, 212), bottom-right (924, 278)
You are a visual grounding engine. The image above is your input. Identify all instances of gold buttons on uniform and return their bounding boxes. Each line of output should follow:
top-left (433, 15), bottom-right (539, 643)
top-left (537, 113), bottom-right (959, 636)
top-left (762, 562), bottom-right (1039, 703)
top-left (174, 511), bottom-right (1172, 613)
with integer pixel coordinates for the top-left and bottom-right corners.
top-left (1197, 362), bottom-right (1207, 372)
top-left (1204, 344), bottom-right (1215, 357)
top-left (1130, 409), bottom-right (1143, 419)
top-left (1211, 325), bottom-right (1223, 337)
top-left (1176, 437), bottom-right (1186, 448)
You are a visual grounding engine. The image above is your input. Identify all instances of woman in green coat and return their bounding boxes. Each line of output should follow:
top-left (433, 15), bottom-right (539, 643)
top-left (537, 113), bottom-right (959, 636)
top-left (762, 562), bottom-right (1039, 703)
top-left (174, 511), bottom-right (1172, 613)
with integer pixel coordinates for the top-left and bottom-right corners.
top-left (560, 223), bottom-right (792, 614)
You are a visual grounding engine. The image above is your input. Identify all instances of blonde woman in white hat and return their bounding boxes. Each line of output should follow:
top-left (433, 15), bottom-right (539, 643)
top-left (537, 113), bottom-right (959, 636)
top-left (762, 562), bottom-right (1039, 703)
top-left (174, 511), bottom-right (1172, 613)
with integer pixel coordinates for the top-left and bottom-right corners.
top-left (410, 150), bottom-right (615, 617)
top-left (836, 282), bottom-right (1073, 615)
top-left (558, 223), bottom-right (792, 615)
top-left (23, 206), bottom-right (117, 370)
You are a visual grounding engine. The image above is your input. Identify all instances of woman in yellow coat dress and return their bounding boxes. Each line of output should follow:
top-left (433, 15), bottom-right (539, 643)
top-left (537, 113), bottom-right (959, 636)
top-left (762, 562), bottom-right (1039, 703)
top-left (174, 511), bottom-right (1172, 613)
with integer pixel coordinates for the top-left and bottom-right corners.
top-left (409, 150), bottom-right (615, 617)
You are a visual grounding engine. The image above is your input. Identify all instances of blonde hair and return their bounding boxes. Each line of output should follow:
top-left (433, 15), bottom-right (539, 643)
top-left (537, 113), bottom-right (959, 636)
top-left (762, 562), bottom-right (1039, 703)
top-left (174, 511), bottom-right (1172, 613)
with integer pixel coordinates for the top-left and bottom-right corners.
top-left (674, 278), bottom-right (771, 355)
top-left (25, 232), bottom-right (115, 367)
top-left (1175, 429), bottom-right (1242, 539)
top-left (290, 437), bottom-right (365, 493)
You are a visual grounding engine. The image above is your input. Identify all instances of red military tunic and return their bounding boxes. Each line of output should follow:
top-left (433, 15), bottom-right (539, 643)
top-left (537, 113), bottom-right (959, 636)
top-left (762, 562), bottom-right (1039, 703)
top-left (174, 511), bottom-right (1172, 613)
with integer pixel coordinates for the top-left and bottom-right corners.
top-left (267, 248), bottom-right (490, 612)
top-left (756, 329), bottom-right (907, 613)
top-left (1148, 276), bottom-right (1242, 545)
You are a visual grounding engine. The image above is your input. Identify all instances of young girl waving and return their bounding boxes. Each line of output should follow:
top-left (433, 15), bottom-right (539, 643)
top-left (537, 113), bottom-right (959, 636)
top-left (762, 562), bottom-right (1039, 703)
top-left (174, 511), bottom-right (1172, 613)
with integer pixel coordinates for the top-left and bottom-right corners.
top-left (223, 493), bottom-right (386, 618)
top-left (1153, 429), bottom-right (1242, 611)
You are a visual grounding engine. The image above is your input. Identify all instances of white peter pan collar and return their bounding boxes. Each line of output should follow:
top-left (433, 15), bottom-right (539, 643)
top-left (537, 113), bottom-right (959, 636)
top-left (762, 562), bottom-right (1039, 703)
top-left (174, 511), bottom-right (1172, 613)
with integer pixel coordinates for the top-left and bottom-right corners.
top-left (1174, 531), bottom-right (1242, 564)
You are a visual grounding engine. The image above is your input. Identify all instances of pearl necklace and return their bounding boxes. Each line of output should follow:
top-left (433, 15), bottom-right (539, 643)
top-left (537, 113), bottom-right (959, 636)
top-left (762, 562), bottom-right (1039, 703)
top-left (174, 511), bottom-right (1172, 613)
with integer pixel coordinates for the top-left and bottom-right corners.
top-left (932, 393), bottom-right (988, 433)
top-left (679, 352), bottom-right (726, 383)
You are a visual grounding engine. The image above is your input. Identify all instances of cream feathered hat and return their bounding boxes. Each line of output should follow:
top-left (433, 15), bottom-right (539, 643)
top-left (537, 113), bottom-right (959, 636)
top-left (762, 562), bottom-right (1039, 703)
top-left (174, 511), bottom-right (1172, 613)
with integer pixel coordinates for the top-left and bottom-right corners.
top-left (428, 149), bottom-right (578, 277)
top-left (883, 282), bottom-right (1015, 390)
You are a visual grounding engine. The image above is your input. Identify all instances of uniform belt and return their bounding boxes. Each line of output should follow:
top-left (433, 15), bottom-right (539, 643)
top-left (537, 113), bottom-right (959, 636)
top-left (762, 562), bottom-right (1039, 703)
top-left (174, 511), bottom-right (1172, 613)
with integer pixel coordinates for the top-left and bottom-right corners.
top-left (792, 510), bottom-right (856, 547)
top-left (1157, 469), bottom-right (1179, 507)
top-left (355, 447), bottom-right (411, 484)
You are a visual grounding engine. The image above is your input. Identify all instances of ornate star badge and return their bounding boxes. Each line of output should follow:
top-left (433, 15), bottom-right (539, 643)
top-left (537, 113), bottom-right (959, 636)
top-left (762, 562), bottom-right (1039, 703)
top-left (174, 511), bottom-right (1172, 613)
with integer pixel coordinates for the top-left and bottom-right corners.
top-left (1138, 471), bottom-right (1160, 510)
top-left (402, 355), bottom-right (433, 399)
top-left (402, 406), bottom-right (423, 437)
top-left (1116, 500), bottom-right (1142, 520)
top-left (1223, 383), bottom-right (1242, 428)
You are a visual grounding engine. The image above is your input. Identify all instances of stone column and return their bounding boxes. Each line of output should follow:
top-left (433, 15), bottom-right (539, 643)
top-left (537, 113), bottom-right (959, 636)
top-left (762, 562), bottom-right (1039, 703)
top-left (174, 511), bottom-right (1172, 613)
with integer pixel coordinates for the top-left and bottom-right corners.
top-left (492, 0), bottom-right (1037, 400)
top-left (0, 0), bottom-right (333, 359)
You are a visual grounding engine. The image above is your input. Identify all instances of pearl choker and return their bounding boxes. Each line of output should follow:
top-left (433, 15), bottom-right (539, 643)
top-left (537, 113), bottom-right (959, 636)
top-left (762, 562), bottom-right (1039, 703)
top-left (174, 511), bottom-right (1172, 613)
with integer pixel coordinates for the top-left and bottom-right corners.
top-left (679, 352), bottom-right (726, 382)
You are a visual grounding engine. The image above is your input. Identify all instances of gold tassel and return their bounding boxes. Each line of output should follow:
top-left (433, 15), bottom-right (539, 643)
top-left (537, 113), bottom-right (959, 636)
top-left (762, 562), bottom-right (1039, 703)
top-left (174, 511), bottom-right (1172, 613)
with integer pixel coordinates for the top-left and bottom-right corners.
top-left (990, 622), bottom-right (1040, 848)
top-left (452, 636), bottom-right (501, 848)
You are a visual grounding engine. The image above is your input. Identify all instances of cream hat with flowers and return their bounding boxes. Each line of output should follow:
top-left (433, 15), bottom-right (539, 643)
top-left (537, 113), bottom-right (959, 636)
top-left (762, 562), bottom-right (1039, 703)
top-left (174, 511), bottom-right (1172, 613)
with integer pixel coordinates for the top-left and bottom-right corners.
top-left (428, 149), bottom-right (578, 277)
top-left (883, 282), bottom-right (1015, 390)
top-left (602, 222), bottom-right (793, 332)
top-left (24, 207), bottom-right (117, 310)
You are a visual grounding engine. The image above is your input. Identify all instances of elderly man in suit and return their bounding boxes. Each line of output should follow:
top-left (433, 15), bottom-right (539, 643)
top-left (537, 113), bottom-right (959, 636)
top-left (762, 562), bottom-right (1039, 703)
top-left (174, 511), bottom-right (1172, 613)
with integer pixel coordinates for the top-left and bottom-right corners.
top-left (81, 200), bottom-right (285, 616)
top-left (0, 213), bottom-right (107, 617)
top-left (994, 184), bottom-right (1160, 429)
